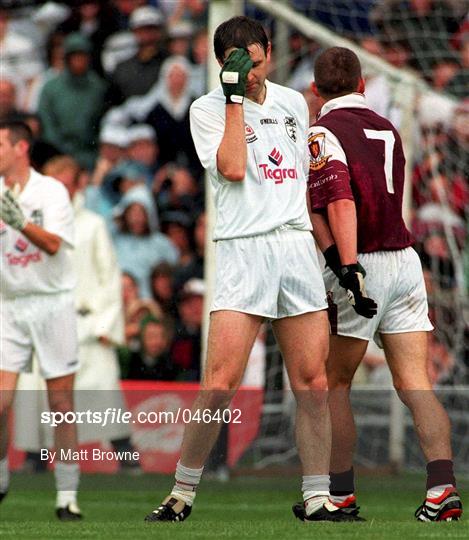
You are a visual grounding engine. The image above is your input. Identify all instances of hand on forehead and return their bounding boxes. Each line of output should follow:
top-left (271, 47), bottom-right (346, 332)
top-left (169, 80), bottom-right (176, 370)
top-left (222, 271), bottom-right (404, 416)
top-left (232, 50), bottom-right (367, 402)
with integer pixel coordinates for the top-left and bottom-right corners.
top-left (224, 43), bottom-right (263, 61)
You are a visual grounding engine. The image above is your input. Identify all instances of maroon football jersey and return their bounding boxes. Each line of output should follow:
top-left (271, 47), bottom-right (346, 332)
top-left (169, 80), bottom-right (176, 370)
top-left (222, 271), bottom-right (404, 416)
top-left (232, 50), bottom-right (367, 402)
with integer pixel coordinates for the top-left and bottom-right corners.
top-left (308, 99), bottom-right (413, 253)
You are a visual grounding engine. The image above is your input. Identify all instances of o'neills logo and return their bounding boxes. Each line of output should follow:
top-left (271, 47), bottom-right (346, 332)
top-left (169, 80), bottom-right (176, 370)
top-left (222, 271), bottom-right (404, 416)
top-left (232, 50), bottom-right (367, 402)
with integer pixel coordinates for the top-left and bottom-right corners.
top-left (6, 251), bottom-right (42, 267)
top-left (259, 148), bottom-right (297, 184)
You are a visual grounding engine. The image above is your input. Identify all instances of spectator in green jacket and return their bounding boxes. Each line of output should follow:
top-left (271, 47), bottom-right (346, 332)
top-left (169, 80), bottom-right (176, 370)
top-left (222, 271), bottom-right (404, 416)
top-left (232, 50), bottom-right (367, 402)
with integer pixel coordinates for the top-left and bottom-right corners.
top-left (38, 33), bottom-right (107, 170)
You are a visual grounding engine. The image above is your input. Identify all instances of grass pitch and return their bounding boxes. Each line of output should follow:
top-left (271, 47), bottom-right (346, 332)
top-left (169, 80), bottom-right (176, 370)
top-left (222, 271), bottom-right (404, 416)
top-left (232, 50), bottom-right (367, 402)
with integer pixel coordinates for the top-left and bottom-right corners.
top-left (0, 472), bottom-right (467, 539)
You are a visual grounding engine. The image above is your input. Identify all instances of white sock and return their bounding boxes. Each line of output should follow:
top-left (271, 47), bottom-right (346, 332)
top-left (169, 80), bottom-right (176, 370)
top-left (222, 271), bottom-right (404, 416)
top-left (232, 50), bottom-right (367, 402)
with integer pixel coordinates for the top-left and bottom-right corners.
top-left (427, 484), bottom-right (454, 499)
top-left (302, 475), bottom-right (330, 515)
top-left (0, 457), bottom-right (9, 493)
top-left (171, 461), bottom-right (204, 506)
top-left (54, 461), bottom-right (80, 508)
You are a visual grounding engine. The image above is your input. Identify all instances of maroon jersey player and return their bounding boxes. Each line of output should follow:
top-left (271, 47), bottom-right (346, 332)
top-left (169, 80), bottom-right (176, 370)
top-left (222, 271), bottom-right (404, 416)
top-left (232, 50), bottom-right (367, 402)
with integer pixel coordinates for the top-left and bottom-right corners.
top-left (303, 47), bottom-right (462, 523)
top-left (309, 99), bottom-right (412, 253)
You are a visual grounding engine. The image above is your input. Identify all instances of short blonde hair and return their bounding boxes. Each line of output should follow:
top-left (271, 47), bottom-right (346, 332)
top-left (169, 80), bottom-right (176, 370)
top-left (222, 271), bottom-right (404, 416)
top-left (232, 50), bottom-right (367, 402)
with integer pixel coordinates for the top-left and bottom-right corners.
top-left (43, 155), bottom-right (80, 178)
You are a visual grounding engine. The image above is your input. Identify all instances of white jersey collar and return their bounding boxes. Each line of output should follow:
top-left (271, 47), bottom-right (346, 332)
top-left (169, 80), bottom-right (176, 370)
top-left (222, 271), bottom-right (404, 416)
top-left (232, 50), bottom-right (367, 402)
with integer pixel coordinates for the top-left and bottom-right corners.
top-left (318, 92), bottom-right (368, 119)
top-left (246, 79), bottom-right (272, 109)
top-left (19, 168), bottom-right (37, 199)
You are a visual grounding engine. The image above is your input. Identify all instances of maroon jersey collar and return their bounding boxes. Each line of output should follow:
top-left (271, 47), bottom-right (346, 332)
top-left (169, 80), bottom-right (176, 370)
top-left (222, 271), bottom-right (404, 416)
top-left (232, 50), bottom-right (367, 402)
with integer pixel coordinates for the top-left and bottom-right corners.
top-left (318, 93), bottom-right (368, 120)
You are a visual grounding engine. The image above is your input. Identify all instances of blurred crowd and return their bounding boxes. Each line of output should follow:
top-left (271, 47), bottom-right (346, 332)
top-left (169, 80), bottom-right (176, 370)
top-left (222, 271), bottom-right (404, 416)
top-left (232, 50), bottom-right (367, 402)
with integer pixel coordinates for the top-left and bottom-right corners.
top-left (1, 0), bottom-right (467, 384)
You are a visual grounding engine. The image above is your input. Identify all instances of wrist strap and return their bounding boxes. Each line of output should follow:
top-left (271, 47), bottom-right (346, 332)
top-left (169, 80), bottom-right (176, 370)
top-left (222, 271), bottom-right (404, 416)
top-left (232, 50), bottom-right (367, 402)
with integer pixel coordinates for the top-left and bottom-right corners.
top-left (226, 95), bottom-right (244, 104)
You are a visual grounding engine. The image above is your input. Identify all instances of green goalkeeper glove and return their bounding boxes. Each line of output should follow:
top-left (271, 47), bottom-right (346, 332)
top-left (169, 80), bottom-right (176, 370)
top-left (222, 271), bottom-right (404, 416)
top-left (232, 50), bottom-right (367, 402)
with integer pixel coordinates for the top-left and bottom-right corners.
top-left (220, 48), bottom-right (253, 104)
top-left (0, 188), bottom-right (27, 230)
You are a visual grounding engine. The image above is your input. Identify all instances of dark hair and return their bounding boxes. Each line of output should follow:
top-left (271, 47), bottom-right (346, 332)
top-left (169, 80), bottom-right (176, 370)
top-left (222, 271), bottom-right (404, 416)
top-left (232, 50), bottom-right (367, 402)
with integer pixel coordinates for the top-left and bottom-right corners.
top-left (314, 47), bottom-right (362, 99)
top-left (0, 119), bottom-right (33, 147)
top-left (151, 262), bottom-right (174, 281)
top-left (214, 16), bottom-right (268, 62)
top-left (120, 203), bottom-right (150, 236)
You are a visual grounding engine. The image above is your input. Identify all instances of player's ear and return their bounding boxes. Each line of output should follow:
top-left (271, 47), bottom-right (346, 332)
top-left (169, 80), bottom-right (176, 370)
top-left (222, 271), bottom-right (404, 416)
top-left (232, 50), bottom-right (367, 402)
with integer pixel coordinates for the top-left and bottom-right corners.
top-left (16, 139), bottom-right (29, 157)
top-left (357, 77), bottom-right (365, 94)
top-left (311, 82), bottom-right (320, 97)
top-left (266, 42), bottom-right (272, 62)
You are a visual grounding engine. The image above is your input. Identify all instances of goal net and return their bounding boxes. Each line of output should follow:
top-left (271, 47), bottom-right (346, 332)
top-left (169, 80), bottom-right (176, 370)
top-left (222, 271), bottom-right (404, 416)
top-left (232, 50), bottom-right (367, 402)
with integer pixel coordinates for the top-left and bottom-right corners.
top-left (238, 0), bottom-right (469, 474)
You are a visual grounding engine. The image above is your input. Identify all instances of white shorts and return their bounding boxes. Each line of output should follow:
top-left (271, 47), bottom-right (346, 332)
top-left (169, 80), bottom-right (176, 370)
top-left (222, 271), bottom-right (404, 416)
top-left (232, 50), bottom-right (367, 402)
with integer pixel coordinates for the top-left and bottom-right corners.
top-left (1, 291), bottom-right (79, 379)
top-left (325, 247), bottom-right (433, 343)
top-left (212, 228), bottom-right (327, 319)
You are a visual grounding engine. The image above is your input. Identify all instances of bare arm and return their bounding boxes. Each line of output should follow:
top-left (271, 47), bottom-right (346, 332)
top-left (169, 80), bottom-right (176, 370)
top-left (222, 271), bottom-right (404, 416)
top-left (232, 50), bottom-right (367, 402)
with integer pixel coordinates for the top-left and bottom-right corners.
top-left (216, 105), bottom-right (247, 182)
top-left (327, 198), bottom-right (358, 265)
top-left (310, 211), bottom-right (335, 252)
top-left (21, 222), bottom-right (62, 255)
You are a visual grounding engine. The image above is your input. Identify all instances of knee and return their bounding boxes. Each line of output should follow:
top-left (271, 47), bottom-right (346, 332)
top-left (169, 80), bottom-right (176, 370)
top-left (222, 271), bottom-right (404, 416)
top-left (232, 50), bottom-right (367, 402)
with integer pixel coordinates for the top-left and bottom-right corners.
top-left (48, 395), bottom-right (74, 415)
top-left (328, 375), bottom-right (353, 391)
top-left (292, 371), bottom-right (329, 396)
top-left (0, 398), bottom-right (14, 418)
top-left (392, 374), bottom-right (431, 395)
top-left (203, 365), bottom-right (240, 395)
top-left (327, 365), bottom-right (354, 391)
top-left (201, 390), bottom-right (234, 412)
top-left (200, 375), bottom-right (237, 410)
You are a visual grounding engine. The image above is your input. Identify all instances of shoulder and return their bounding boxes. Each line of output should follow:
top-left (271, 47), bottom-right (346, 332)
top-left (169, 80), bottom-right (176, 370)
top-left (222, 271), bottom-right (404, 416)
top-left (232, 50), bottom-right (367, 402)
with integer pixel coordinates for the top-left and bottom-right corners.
top-left (269, 81), bottom-right (307, 109)
top-left (31, 171), bottom-right (71, 202)
top-left (308, 124), bottom-right (342, 145)
top-left (190, 87), bottom-right (225, 115)
top-left (40, 73), bottom-right (63, 93)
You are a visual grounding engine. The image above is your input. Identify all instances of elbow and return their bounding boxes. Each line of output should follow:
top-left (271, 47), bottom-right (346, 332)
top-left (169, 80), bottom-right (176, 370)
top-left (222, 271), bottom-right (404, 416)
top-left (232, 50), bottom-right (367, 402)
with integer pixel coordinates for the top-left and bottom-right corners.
top-left (219, 168), bottom-right (245, 182)
top-left (224, 170), bottom-right (245, 182)
top-left (45, 238), bottom-right (61, 256)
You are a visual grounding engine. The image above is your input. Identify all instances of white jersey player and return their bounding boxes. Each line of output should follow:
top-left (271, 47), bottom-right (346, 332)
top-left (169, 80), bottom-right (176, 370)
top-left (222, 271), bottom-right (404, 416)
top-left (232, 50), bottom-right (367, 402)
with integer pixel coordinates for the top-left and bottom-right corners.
top-left (0, 120), bottom-right (82, 520)
top-left (144, 16), bottom-right (356, 524)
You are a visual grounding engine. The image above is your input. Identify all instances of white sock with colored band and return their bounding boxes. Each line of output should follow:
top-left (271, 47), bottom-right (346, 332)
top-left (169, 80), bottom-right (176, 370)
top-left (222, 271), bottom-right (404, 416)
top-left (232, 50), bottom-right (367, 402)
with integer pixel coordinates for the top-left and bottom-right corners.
top-left (171, 461), bottom-right (204, 506)
top-left (302, 474), bottom-right (331, 515)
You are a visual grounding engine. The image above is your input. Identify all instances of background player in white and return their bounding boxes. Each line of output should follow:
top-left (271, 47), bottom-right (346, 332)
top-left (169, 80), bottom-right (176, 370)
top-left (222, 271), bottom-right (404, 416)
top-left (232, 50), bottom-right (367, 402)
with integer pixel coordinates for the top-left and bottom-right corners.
top-left (0, 120), bottom-right (82, 520)
top-left (144, 17), bottom-right (356, 523)
top-left (14, 155), bottom-right (137, 471)
top-left (304, 47), bottom-right (462, 522)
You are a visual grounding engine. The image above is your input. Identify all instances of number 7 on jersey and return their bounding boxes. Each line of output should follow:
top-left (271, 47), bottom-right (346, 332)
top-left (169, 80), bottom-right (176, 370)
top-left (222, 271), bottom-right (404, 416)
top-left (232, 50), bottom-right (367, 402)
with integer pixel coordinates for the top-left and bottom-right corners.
top-left (363, 129), bottom-right (395, 194)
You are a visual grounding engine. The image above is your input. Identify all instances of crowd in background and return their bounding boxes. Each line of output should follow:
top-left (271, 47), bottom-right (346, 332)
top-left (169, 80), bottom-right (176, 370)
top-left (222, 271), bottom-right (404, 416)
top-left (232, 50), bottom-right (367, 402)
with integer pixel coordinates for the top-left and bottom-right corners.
top-left (1, 0), bottom-right (467, 384)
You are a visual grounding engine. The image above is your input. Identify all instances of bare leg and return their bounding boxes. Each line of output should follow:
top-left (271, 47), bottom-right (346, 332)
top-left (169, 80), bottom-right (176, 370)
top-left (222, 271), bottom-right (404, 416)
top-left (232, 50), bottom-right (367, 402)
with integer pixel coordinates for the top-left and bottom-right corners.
top-left (326, 336), bottom-right (368, 473)
top-left (0, 370), bottom-right (19, 460)
top-left (381, 332), bottom-right (452, 461)
top-left (46, 374), bottom-right (77, 462)
top-left (179, 311), bottom-right (263, 469)
top-left (272, 310), bottom-right (330, 475)
top-left (46, 373), bottom-right (81, 512)
top-left (0, 370), bottom-right (19, 496)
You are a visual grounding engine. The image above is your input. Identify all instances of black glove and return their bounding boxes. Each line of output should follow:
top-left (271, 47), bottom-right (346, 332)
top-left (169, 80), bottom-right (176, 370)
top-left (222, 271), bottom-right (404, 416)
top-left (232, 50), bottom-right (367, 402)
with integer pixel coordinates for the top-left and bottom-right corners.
top-left (339, 264), bottom-right (378, 319)
top-left (219, 48), bottom-right (253, 104)
top-left (323, 244), bottom-right (366, 280)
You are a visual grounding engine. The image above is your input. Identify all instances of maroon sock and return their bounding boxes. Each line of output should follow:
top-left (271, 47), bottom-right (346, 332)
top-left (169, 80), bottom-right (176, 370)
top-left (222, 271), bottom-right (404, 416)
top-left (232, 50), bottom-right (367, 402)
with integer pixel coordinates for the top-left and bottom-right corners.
top-left (426, 459), bottom-right (456, 490)
top-left (330, 468), bottom-right (354, 496)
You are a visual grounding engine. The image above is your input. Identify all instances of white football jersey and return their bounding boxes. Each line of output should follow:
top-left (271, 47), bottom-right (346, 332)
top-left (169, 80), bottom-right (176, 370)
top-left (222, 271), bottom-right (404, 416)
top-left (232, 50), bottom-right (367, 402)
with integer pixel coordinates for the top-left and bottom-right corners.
top-left (190, 80), bottom-right (312, 240)
top-left (0, 168), bottom-right (76, 298)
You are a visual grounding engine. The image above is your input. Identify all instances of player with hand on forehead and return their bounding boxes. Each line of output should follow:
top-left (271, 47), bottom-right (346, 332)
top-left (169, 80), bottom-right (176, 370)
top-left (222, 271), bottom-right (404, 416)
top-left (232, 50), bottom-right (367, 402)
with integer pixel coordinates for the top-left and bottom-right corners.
top-left (303, 47), bottom-right (462, 522)
top-left (144, 17), bottom-right (358, 524)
